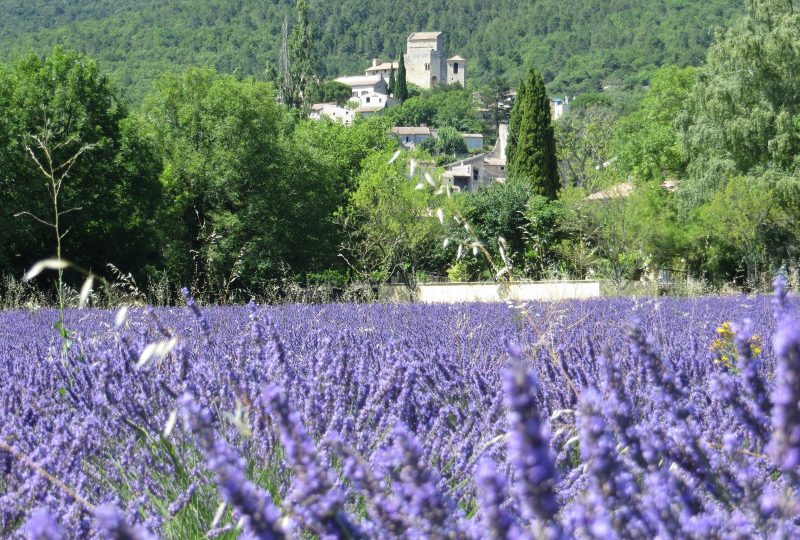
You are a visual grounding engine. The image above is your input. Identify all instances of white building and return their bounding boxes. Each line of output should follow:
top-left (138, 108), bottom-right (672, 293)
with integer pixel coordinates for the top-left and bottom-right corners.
top-left (335, 74), bottom-right (390, 100)
top-left (550, 98), bottom-right (570, 121)
top-left (403, 32), bottom-right (466, 89)
top-left (333, 74), bottom-right (399, 116)
top-left (365, 59), bottom-right (399, 80)
top-left (392, 126), bottom-right (434, 148)
top-left (309, 103), bottom-right (355, 126)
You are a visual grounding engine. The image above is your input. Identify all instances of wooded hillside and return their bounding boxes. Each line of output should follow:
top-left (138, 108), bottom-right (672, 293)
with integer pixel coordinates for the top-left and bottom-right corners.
top-left (0, 0), bottom-right (742, 102)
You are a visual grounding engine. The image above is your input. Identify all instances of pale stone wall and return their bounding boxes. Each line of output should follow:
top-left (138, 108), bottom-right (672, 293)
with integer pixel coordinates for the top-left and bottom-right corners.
top-left (379, 281), bottom-right (601, 303)
top-left (404, 33), bottom-right (465, 89)
top-left (405, 49), bottom-right (434, 89)
top-left (446, 60), bottom-right (466, 86)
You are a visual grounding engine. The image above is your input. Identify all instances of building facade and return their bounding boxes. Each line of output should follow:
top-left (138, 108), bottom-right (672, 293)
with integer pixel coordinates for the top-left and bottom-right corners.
top-left (403, 32), bottom-right (466, 89)
top-left (443, 124), bottom-right (508, 191)
top-left (391, 126), bottom-right (434, 148)
top-left (365, 59), bottom-right (399, 80)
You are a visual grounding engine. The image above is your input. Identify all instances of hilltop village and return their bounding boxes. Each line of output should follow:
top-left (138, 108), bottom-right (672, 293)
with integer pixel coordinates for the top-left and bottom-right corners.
top-left (309, 31), bottom-right (570, 191)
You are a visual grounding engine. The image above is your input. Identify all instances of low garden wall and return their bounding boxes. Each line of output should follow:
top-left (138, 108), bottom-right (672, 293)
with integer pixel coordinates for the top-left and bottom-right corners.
top-left (380, 280), bottom-right (601, 303)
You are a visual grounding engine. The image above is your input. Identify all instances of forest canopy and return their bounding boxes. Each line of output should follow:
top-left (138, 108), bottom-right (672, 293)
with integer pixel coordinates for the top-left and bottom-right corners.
top-left (0, 0), bottom-right (743, 102)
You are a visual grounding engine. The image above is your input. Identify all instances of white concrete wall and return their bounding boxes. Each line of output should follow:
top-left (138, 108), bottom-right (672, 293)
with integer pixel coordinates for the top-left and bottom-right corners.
top-left (380, 281), bottom-right (601, 303)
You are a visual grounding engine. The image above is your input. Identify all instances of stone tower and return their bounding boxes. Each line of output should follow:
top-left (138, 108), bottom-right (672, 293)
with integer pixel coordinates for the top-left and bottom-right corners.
top-left (404, 32), bottom-right (444, 89)
top-left (446, 56), bottom-right (466, 87)
top-left (402, 32), bottom-right (466, 90)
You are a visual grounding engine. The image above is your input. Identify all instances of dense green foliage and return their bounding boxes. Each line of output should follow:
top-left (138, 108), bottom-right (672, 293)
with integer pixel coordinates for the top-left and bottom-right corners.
top-left (386, 85), bottom-right (481, 131)
top-left (0, 0), bottom-right (742, 102)
top-left (5, 0), bottom-right (800, 299)
top-left (0, 48), bottom-right (399, 299)
top-left (418, 127), bottom-right (468, 156)
top-left (395, 53), bottom-right (409, 102)
top-left (507, 68), bottom-right (559, 198)
top-left (679, 0), bottom-right (800, 209)
top-left (0, 49), bottom-right (162, 281)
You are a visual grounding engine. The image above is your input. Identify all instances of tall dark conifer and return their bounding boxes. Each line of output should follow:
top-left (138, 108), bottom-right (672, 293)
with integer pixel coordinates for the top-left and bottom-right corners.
top-left (506, 68), bottom-right (559, 199)
top-left (288, 0), bottom-right (315, 108)
top-left (395, 54), bottom-right (408, 102)
top-left (388, 65), bottom-right (396, 96)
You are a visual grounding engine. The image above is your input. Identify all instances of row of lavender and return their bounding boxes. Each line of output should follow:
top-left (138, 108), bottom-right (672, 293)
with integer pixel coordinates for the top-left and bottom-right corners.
top-left (1, 283), bottom-right (798, 538)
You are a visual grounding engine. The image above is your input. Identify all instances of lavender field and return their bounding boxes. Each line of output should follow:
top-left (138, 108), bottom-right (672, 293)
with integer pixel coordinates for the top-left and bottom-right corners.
top-left (2, 283), bottom-right (800, 539)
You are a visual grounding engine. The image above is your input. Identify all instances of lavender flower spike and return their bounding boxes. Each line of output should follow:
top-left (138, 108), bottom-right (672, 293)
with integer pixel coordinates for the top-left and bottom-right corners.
top-left (474, 457), bottom-right (522, 539)
top-left (24, 508), bottom-right (64, 540)
top-left (93, 504), bottom-right (157, 540)
top-left (179, 393), bottom-right (286, 540)
top-left (768, 312), bottom-right (800, 481)
top-left (504, 342), bottom-right (563, 539)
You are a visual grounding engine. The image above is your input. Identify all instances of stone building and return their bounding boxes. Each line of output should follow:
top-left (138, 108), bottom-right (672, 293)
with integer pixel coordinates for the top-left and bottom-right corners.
top-left (403, 32), bottom-right (466, 89)
top-left (309, 103), bottom-right (355, 125)
top-left (443, 124), bottom-right (508, 191)
top-left (391, 126), bottom-right (434, 148)
top-left (365, 59), bottom-right (398, 80)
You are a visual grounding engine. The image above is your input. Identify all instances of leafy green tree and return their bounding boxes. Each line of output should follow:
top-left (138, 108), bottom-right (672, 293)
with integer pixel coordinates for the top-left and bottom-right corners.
top-left (419, 127), bottom-right (467, 156)
top-left (308, 80), bottom-right (352, 106)
top-left (481, 77), bottom-right (511, 133)
top-left (556, 102), bottom-right (617, 190)
top-left (461, 180), bottom-right (538, 276)
top-left (430, 87), bottom-right (482, 132)
top-left (339, 150), bottom-right (441, 282)
top-left (522, 195), bottom-right (574, 278)
top-left (612, 65), bottom-right (695, 182)
top-left (395, 53), bottom-right (409, 102)
top-left (507, 68), bottom-right (559, 199)
top-left (680, 0), bottom-right (800, 209)
top-left (0, 48), bottom-right (161, 285)
top-left (387, 87), bottom-right (480, 131)
top-left (697, 175), bottom-right (786, 287)
top-left (141, 68), bottom-right (286, 296)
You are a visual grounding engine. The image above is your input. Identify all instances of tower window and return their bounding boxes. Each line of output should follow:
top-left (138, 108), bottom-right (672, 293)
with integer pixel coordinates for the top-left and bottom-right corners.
top-left (453, 63), bottom-right (459, 74)
top-left (425, 63), bottom-right (430, 71)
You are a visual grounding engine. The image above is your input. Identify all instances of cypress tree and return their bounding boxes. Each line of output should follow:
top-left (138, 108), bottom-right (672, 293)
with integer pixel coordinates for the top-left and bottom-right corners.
top-left (506, 68), bottom-right (558, 199)
top-left (396, 54), bottom-right (409, 102)
top-left (388, 65), bottom-right (396, 96)
top-left (288, 0), bottom-right (316, 107)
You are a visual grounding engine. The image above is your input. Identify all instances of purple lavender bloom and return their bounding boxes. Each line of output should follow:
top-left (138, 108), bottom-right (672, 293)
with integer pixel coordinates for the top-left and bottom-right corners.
top-left (180, 287), bottom-right (211, 339)
top-left (578, 389), bottom-right (653, 538)
top-left (260, 384), bottom-right (365, 540)
top-left (178, 393), bottom-right (286, 540)
top-left (732, 319), bottom-right (772, 425)
top-left (474, 457), bottom-right (523, 539)
top-left (377, 422), bottom-right (468, 539)
top-left (768, 312), bottom-right (800, 478)
top-left (504, 342), bottom-right (563, 539)
top-left (93, 503), bottom-right (157, 540)
top-left (23, 508), bottom-right (63, 540)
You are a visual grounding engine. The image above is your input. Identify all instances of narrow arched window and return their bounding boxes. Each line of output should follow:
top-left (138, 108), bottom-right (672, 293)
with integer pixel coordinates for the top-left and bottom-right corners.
top-left (454, 63), bottom-right (459, 74)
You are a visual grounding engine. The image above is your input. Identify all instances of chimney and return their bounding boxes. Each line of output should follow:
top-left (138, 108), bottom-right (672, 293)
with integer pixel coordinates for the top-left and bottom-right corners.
top-left (498, 124), bottom-right (509, 160)
top-left (372, 58), bottom-right (380, 67)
